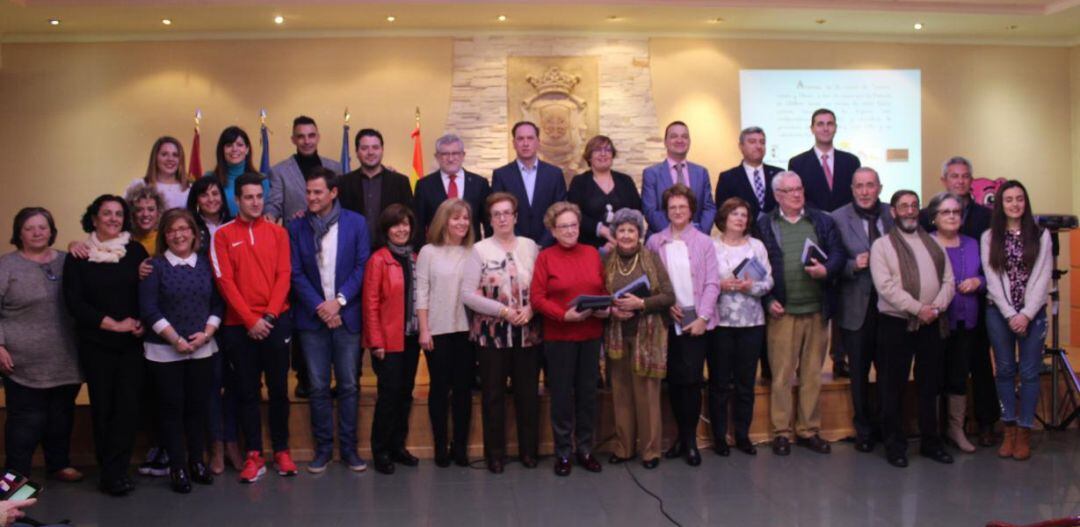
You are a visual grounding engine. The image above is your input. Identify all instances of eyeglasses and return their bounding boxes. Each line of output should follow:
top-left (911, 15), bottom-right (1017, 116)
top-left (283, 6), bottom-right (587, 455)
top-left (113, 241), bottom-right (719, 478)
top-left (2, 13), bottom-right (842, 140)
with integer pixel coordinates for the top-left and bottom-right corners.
top-left (937, 209), bottom-right (962, 217)
top-left (777, 187), bottom-right (804, 194)
top-left (554, 223), bottom-right (579, 231)
top-left (436, 151), bottom-right (465, 158)
top-left (166, 226), bottom-right (193, 236)
top-left (40, 264), bottom-right (58, 282)
top-left (491, 211), bottom-right (515, 219)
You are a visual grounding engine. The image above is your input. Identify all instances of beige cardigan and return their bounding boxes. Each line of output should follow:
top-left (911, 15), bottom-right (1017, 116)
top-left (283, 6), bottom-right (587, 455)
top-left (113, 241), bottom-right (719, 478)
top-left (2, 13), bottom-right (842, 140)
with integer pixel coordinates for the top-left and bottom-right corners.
top-left (980, 229), bottom-right (1053, 320)
top-left (869, 230), bottom-right (955, 319)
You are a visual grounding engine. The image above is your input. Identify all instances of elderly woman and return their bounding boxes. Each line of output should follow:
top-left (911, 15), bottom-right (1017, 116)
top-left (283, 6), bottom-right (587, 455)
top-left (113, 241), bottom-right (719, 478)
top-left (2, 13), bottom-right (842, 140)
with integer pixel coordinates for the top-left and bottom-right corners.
top-left (139, 209), bottom-right (222, 493)
top-left (63, 194), bottom-right (149, 496)
top-left (709, 198), bottom-right (773, 456)
top-left (417, 198), bottom-right (476, 468)
top-left (531, 201), bottom-right (609, 476)
top-left (127, 136), bottom-right (191, 210)
top-left (645, 184), bottom-right (720, 467)
top-left (462, 192), bottom-right (542, 474)
top-left (603, 208), bottom-right (674, 469)
top-left (1, 208), bottom-right (83, 483)
top-left (363, 204), bottom-right (422, 475)
top-left (567, 135), bottom-right (642, 252)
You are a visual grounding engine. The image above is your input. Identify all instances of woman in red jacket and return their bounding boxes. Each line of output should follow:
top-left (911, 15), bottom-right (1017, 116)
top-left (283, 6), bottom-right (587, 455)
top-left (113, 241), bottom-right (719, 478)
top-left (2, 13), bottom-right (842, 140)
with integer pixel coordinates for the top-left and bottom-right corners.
top-left (362, 204), bottom-right (421, 475)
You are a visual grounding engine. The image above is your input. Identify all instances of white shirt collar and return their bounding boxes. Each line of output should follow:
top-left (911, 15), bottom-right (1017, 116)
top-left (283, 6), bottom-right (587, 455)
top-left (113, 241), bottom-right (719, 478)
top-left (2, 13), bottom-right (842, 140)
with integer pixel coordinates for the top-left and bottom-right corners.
top-left (165, 250), bottom-right (198, 268)
top-left (813, 145), bottom-right (834, 159)
top-left (742, 161), bottom-right (764, 173)
top-left (517, 158), bottom-right (537, 172)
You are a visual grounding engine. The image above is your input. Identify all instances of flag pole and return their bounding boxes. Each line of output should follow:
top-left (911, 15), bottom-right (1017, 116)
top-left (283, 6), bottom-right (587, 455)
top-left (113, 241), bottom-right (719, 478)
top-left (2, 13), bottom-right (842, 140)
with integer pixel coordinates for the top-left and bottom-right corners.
top-left (341, 106), bottom-right (352, 173)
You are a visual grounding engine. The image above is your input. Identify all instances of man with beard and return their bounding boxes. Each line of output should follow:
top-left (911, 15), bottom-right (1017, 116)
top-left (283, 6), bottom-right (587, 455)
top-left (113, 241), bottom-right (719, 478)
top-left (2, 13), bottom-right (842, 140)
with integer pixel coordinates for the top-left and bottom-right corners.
top-left (869, 190), bottom-right (955, 468)
top-left (338, 129), bottom-right (414, 248)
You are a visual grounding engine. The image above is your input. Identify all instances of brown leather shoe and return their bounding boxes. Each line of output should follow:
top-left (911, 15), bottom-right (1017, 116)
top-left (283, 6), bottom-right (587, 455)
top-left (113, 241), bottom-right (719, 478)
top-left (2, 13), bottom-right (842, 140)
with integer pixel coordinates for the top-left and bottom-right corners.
top-left (998, 424), bottom-right (1016, 458)
top-left (1012, 427), bottom-right (1032, 461)
top-left (50, 467), bottom-right (84, 482)
top-left (796, 434), bottom-right (832, 454)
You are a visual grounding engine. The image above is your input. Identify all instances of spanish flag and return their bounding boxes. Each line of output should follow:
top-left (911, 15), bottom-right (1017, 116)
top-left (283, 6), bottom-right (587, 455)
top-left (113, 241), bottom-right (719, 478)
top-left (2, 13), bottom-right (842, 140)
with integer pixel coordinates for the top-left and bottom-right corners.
top-left (409, 119), bottom-right (424, 191)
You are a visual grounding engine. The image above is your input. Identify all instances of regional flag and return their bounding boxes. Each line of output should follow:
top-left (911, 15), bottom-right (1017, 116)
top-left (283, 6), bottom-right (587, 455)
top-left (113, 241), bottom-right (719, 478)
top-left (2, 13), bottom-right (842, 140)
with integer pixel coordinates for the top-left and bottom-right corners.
top-left (410, 123), bottom-right (423, 191)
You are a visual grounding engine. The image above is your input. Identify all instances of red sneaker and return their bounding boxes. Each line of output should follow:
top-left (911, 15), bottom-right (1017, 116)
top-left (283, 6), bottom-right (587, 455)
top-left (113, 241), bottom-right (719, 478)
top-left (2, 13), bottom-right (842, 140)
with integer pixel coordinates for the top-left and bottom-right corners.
top-left (238, 451), bottom-right (266, 483)
top-left (274, 450), bottom-right (298, 476)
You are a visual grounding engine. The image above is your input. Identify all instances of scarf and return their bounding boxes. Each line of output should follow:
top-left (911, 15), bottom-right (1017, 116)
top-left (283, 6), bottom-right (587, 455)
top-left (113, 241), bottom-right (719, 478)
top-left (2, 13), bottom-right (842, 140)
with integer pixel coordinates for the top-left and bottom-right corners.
top-left (888, 227), bottom-right (948, 336)
top-left (854, 201), bottom-right (883, 243)
top-left (603, 245), bottom-right (670, 379)
top-left (388, 242), bottom-right (419, 335)
top-left (307, 201), bottom-right (341, 254)
top-left (87, 231), bottom-right (131, 263)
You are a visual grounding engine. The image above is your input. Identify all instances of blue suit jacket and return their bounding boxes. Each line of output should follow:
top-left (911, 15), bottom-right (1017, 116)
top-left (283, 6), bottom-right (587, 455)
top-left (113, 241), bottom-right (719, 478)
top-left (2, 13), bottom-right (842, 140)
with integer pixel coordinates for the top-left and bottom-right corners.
top-left (287, 208), bottom-right (370, 333)
top-left (492, 159), bottom-right (566, 247)
top-left (641, 160), bottom-right (716, 235)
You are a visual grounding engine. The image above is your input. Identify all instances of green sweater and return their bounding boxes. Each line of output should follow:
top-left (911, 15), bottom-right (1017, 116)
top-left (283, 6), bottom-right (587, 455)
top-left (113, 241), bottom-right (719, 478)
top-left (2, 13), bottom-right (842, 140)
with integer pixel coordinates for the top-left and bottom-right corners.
top-left (778, 217), bottom-right (822, 315)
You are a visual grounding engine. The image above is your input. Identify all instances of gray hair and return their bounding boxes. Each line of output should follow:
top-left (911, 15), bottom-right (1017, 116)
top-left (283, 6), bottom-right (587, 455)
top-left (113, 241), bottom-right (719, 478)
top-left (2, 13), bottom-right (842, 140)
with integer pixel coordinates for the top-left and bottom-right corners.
top-left (771, 170), bottom-right (801, 193)
top-left (941, 156), bottom-right (973, 177)
top-left (738, 126), bottom-right (765, 144)
top-left (924, 191), bottom-right (964, 224)
top-left (610, 208), bottom-right (645, 237)
top-left (434, 133), bottom-right (464, 153)
top-left (852, 166), bottom-right (881, 185)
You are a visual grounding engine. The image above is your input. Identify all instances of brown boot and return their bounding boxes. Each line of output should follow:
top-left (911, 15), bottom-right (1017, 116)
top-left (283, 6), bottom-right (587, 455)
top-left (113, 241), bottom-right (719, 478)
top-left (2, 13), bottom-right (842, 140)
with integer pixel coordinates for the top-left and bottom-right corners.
top-left (946, 395), bottom-right (976, 453)
top-left (1013, 427), bottom-right (1032, 461)
top-left (998, 424), bottom-right (1016, 458)
top-left (209, 441), bottom-right (225, 475)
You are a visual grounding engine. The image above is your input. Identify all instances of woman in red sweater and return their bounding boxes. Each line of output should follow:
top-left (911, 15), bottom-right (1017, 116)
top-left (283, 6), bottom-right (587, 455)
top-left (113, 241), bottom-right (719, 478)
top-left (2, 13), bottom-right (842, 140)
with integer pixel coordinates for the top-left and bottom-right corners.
top-left (362, 204), bottom-right (421, 476)
top-left (530, 201), bottom-right (609, 477)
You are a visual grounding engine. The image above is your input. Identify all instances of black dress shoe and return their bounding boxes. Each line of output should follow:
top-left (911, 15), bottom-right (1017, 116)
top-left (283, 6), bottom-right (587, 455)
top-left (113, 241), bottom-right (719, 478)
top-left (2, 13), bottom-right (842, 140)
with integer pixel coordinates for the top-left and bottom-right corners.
top-left (576, 453), bottom-right (602, 472)
top-left (170, 468), bottom-right (192, 494)
top-left (642, 458), bottom-right (660, 469)
top-left (664, 441), bottom-right (686, 459)
top-left (608, 454), bottom-right (635, 464)
top-left (99, 479), bottom-right (132, 497)
top-left (796, 435), bottom-right (832, 454)
top-left (921, 448), bottom-right (954, 464)
top-left (119, 475), bottom-right (136, 493)
top-left (713, 442), bottom-right (731, 457)
top-left (434, 453), bottom-right (451, 468)
top-left (487, 459), bottom-right (504, 474)
top-left (391, 449), bottom-right (419, 467)
top-left (832, 360), bottom-right (851, 379)
top-left (520, 455), bottom-right (538, 469)
top-left (734, 437), bottom-right (757, 456)
top-left (887, 454), bottom-right (909, 468)
top-left (189, 462), bottom-right (214, 485)
top-left (686, 447), bottom-right (702, 467)
top-left (554, 457), bottom-right (572, 477)
top-left (772, 436), bottom-right (791, 456)
top-left (294, 379), bottom-right (311, 399)
top-left (855, 438), bottom-right (876, 453)
top-left (373, 455), bottom-right (396, 475)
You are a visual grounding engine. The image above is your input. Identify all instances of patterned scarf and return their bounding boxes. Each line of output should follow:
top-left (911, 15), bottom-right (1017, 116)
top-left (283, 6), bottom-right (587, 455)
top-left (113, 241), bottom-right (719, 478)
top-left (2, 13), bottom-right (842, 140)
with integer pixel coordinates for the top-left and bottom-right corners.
top-left (388, 242), bottom-right (419, 335)
top-left (603, 245), bottom-right (670, 379)
top-left (306, 201), bottom-right (341, 254)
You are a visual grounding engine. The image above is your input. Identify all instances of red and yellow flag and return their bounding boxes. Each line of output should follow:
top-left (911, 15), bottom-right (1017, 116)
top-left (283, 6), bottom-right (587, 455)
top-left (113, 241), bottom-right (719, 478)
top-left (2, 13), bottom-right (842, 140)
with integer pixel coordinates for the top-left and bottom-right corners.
top-left (410, 108), bottom-right (424, 190)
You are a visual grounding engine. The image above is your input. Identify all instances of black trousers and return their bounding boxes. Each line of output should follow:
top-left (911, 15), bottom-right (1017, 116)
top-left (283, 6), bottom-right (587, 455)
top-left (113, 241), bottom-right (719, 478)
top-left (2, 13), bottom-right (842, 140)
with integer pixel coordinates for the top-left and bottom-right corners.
top-left (221, 314), bottom-right (292, 454)
top-left (841, 301), bottom-right (880, 441)
top-left (148, 356), bottom-right (214, 470)
top-left (370, 336), bottom-right (420, 458)
top-left (478, 344), bottom-right (540, 461)
top-left (544, 339), bottom-right (600, 459)
top-left (707, 326), bottom-right (763, 443)
top-left (668, 331), bottom-right (709, 448)
top-left (877, 316), bottom-right (944, 456)
top-left (424, 332), bottom-right (476, 456)
top-left (2, 379), bottom-right (80, 475)
top-left (968, 320), bottom-right (1001, 427)
top-left (79, 339), bottom-right (144, 483)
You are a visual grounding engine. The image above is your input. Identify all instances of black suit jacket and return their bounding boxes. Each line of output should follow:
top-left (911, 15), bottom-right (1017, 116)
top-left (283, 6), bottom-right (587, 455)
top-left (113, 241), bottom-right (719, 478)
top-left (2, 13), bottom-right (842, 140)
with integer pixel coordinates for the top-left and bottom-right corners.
top-left (567, 170), bottom-right (642, 248)
top-left (338, 167), bottom-right (414, 247)
top-left (787, 148), bottom-right (861, 212)
top-left (715, 163), bottom-right (783, 223)
top-left (492, 159), bottom-right (566, 247)
top-left (414, 170), bottom-right (492, 243)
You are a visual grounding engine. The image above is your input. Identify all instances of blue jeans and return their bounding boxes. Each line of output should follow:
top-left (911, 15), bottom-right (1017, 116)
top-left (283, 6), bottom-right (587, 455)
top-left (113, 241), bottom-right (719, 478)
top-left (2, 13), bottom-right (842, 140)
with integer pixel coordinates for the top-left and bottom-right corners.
top-left (298, 326), bottom-right (361, 456)
top-left (985, 306), bottom-right (1047, 429)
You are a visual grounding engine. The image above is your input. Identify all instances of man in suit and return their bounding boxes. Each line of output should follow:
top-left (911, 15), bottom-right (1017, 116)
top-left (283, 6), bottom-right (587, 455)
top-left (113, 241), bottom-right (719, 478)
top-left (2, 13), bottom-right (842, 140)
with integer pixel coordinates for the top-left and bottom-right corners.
top-left (267, 116), bottom-right (342, 222)
top-left (831, 167), bottom-right (894, 453)
top-left (919, 155), bottom-right (999, 447)
top-left (715, 126), bottom-right (783, 222)
top-left (642, 121), bottom-right (716, 236)
top-left (338, 128), bottom-right (414, 247)
top-left (492, 121), bottom-right (566, 246)
top-left (787, 109), bottom-right (861, 212)
top-left (414, 133), bottom-right (491, 243)
top-left (287, 167), bottom-right (370, 474)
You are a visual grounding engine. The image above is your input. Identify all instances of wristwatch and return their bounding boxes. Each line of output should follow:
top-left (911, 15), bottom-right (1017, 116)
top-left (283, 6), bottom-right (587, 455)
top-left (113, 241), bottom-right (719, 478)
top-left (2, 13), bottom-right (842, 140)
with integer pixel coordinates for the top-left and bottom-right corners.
top-left (336, 293), bottom-right (347, 307)
top-left (262, 313), bottom-right (277, 324)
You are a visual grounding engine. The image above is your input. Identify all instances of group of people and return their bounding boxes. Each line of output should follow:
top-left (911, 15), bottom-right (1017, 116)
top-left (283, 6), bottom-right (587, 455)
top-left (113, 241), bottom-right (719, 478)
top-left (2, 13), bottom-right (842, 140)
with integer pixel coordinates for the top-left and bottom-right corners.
top-left (0, 108), bottom-right (1052, 498)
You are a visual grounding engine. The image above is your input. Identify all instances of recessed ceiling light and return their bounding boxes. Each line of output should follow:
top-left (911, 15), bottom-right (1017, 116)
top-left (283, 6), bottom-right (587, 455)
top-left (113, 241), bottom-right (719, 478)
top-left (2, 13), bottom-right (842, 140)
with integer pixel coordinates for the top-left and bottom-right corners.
top-left (161, 18), bottom-right (172, 26)
top-left (914, 22), bottom-right (924, 30)
top-left (708, 17), bottom-right (725, 24)
top-left (273, 15), bottom-right (284, 25)
top-left (48, 18), bottom-right (60, 26)
top-left (815, 19), bottom-right (827, 25)
top-left (497, 15), bottom-right (507, 22)
top-left (607, 15), bottom-right (621, 21)
top-left (1006, 24), bottom-right (1019, 30)
top-left (386, 15), bottom-right (396, 22)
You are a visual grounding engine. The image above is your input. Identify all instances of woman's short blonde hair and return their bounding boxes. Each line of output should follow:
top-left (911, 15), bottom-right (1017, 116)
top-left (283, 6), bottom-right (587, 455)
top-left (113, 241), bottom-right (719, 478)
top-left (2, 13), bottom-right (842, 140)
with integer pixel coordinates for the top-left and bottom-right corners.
top-left (426, 198), bottom-right (475, 247)
top-left (543, 201), bottom-right (582, 231)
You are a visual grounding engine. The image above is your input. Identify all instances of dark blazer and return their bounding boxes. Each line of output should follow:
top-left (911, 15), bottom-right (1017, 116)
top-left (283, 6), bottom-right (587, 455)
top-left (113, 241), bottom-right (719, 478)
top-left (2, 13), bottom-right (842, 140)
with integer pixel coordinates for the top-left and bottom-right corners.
top-left (567, 170), bottom-right (642, 248)
top-left (492, 159), bottom-right (566, 247)
top-left (641, 160), bottom-right (715, 236)
top-left (414, 170), bottom-right (492, 243)
top-left (758, 207), bottom-right (847, 322)
top-left (715, 163), bottom-right (783, 222)
top-left (287, 208), bottom-right (371, 334)
top-left (787, 148), bottom-right (861, 212)
top-left (831, 202), bottom-right (894, 331)
top-left (338, 167), bottom-right (414, 247)
top-left (919, 194), bottom-right (991, 241)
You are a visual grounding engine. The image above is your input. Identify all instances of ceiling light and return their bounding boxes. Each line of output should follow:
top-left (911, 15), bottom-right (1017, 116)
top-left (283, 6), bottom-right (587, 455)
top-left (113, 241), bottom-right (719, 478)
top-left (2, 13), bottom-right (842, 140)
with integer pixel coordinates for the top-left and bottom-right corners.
top-left (273, 15), bottom-right (284, 25)
top-left (386, 15), bottom-right (396, 22)
top-left (815, 19), bottom-right (826, 25)
top-left (161, 18), bottom-right (172, 26)
top-left (607, 15), bottom-right (621, 21)
top-left (48, 18), bottom-right (60, 26)
top-left (497, 15), bottom-right (507, 22)
top-left (708, 17), bottom-right (725, 24)
top-left (914, 22), bottom-right (924, 30)
top-left (1006, 24), bottom-right (1019, 30)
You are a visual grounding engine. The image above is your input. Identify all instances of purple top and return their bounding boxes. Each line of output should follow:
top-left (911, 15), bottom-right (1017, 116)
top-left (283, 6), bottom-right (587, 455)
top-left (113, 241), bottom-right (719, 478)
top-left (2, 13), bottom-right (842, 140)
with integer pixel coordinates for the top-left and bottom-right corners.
top-left (937, 233), bottom-right (985, 330)
top-left (645, 226), bottom-right (721, 329)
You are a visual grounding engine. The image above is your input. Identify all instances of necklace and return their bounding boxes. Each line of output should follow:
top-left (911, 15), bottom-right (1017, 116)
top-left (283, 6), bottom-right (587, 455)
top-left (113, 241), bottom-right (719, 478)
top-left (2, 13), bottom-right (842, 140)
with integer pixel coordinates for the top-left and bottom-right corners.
top-left (616, 252), bottom-right (640, 276)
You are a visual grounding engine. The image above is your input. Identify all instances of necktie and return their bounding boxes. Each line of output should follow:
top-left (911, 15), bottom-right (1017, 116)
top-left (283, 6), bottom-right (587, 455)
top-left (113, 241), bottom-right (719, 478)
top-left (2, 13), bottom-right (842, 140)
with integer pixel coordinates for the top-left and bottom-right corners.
top-left (752, 168), bottom-right (766, 207)
top-left (447, 174), bottom-right (459, 199)
top-left (676, 163), bottom-right (688, 186)
top-left (821, 154), bottom-right (834, 190)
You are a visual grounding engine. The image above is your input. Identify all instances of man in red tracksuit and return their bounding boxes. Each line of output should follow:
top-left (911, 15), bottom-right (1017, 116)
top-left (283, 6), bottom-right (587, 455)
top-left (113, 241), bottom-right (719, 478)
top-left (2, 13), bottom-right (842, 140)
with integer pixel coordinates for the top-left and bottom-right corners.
top-left (211, 172), bottom-right (298, 483)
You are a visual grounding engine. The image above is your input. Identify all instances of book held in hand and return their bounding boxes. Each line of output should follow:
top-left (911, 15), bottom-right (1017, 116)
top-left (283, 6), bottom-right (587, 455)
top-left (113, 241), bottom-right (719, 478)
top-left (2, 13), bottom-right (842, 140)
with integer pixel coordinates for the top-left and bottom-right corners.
top-left (613, 274), bottom-right (651, 299)
top-left (673, 305), bottom-right (698, 336)
top-left (569, 294), bottom-right (613, 311)
top-left (733, 257), bottom-right (768, 282)
top-left (801, 238), bottom-right (828, 266)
